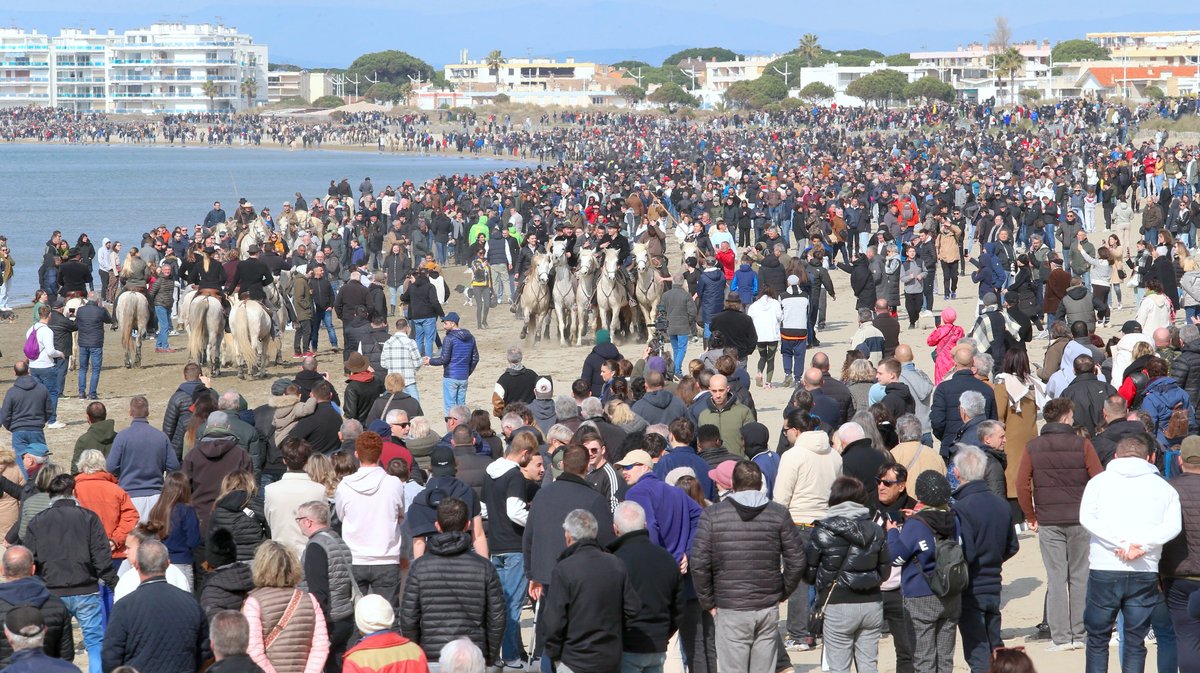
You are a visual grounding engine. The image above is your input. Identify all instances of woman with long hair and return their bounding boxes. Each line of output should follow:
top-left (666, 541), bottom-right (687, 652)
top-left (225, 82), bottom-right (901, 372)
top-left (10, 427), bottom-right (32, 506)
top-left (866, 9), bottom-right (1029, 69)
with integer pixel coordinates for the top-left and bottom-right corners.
top-left (242, 540), bottom-right (329, 673)
top-left (209, 470), bottom-right (269, 562)
top-left (182, 391), bottom-right (218, 456)
top-left (0, 448), bottom-right (23, 541)
top-left (1077, 242), bottom-right (1114, 327)
top-left (992, 347), bottom-right (1044, 510)
top-left (145, 472), bottom-right (201, 591)
top-left (1107, 234), bottom-right (1127, 310)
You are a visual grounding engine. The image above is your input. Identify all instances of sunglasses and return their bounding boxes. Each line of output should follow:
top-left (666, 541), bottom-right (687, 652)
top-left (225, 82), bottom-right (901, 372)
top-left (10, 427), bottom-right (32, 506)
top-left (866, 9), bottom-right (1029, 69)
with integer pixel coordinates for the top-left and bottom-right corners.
top-left (393, 422), bottom-right (410, 428)
top-left (879, 479), bottom-right (903, 487)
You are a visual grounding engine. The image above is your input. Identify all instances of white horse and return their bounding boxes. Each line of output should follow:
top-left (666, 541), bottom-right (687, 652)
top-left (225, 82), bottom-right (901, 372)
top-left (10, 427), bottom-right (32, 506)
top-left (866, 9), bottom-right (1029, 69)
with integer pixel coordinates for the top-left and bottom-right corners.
top-left (188, 294), bottom-right (225, 377)
top-left (229, 297), bottom-right (276, 379)
top-left (519, 254), bottom-right (553, 343)
top-left (573, 249), bottom-right (599, 347)
top-left (64, 295), bottom-right (87, 371)
top-left (550, 250), bottom-right (577, 346)
top-left (115, 291), bottom-right (149, 368)
top-left (595, 248), bottom-right (628, 339)
top-left (237, 219), bottom-right (271, 258)
top-left (631, 243), bottom-right (665, 340)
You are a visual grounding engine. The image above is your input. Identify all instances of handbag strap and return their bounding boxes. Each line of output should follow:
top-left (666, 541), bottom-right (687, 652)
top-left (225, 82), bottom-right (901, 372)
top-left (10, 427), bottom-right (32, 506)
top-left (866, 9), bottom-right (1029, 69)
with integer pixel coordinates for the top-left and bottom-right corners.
top-left (903, 444), bottom-right (923, 471)
top-left (263, 589), bottom-right (304, 651)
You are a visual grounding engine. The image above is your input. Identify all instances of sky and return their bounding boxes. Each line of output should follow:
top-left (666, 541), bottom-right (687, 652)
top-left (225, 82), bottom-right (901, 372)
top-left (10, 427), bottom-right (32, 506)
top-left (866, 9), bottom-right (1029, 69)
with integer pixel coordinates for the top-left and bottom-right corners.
top-left (7, 1), bottom-right (1200, 69)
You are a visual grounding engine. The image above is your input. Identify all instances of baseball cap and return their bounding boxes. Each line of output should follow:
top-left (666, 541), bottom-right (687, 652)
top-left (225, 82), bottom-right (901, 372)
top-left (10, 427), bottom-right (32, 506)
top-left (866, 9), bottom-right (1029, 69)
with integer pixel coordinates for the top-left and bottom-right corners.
top-left (615, 449), bottom-right (653, 469)
top-left (1182, 436), bottom-right (1200, 465)
top-left (443, 312), bottom-right (460, 324)
top-left (23, 443), bottom-right (49, 458)
top-left (1121, 320), bottom-right (1143, 335)
top-left (4, 606), bottom-right (42, 637)
top-left (430, 445), bottom-right (457, 477)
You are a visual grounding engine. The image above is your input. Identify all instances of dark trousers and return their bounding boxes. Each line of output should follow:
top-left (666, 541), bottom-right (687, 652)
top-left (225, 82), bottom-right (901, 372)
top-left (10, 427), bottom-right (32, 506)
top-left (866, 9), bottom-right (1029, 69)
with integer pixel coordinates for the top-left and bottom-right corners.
top-left (922, 272), bottom-right (936, 312)
top-left (325, 618), bottom-right (355, 673)
top-left (294, 319), bottom-right (311, 354)
top-left (959, 592), bottom-right (1003, 673)
top-left (904, 293), bottom-right (923, 327)
top-left (941, 261), bottom-right (958, 294)
top-left (780, 338), bottom-right (807, 377)
top-left (678, 597), bottom-right (717, 673)
top-left (1164, 578), bottom-right (1199, 673)
top-left (353, 563), bottom-right (400, 607)
top-left (883, 589), bottom-right (914, 673)
top-left (785, 525), bottom-right (813, 640)
top-left (1084, 570), bottom-right (1160, 673)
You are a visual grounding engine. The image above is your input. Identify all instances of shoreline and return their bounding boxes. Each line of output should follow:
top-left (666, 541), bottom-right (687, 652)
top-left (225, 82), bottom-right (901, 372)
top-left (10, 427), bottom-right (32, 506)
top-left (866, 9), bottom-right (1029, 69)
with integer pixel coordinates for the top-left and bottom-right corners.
top-left (0, 136), bottom-right (544, 164)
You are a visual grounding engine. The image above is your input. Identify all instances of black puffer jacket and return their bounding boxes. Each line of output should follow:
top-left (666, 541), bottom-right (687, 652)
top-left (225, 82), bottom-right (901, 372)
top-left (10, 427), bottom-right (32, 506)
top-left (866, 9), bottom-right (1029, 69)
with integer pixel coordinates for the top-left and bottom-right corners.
top-left (199, 562), bottom-right (254, 619)
top-left (0, 576), bottom-right (73, 664)
top-left (1171, 339), bottom-right (1200, 407)
top-left (162, 380), bottom-right (208, 457)
top-left (400, 276), bottom-right (444, 320)
top-left (208, 491), bottom-right (269, 563)
top-left (803, 502), bottom-right (890, 604)
top-left (691, 490), bottom-right (804, 612)
top-left (400, 530), bottom-right (505, 664)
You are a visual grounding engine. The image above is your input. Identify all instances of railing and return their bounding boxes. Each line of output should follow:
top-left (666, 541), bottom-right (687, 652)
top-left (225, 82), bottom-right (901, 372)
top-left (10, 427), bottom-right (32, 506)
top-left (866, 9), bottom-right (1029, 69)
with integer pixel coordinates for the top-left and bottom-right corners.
top-left (56, 92), bottom-right (104, 98)
top-left (0, 93), bottom-right (49, 98)
top-left (0, 77), bottom-right (49, 82)
top-left (55, 77), bottom-right (105, 83)
top-left (0, 61), bottom-right (48, 67)
top-left (110, 75), bottom-right (235, 82)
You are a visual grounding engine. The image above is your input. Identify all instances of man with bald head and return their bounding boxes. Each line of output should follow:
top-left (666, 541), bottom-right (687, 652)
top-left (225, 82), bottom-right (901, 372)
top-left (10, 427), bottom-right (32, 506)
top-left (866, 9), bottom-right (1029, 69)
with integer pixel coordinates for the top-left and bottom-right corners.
top-left (1154, 327), bottom-right (1180, 371)
top-left (931, 345), bottom-right (998, 458)
top-left (0, 545), bottom-right (73, 665)
top-left (697, 374), bottom-right (755, 456)
top-left (810, 352), bottom-right (855, 421)
top-left (801, 368), bottom-right (843, 427)
top-left (896, 344), bottom-right (935, 445)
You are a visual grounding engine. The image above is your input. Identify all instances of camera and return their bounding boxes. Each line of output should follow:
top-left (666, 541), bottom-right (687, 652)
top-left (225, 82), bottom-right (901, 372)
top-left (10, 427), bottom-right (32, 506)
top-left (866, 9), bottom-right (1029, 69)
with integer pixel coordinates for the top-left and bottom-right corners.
top-left (647, 336), bottom-right (662, 355)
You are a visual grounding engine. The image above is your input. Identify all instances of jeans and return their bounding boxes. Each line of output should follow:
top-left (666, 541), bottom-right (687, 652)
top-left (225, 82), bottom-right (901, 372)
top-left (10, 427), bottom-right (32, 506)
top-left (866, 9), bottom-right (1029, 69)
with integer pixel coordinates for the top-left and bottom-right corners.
top-left (670, 334), bottom-right (688, 376)
top-left (30, 363), bottom-right (61, 424)
top-left (404, 383), bottom-right (420, 402)
top-left (1084, 570), bottom-right (1160, 673)
top-left (310, 309), bottom-right (339, 351)
top-left (491, 552), bottom-right (529, 662)
top-left (959, 592), bottom-right (1003, 673)
top-left (620, 652), bottom-right (666, 673)
top-left (490, 264), bottom-right (511, 302)
top-left (352, 563), bottom-right (401, 607)
top-left (434, 241), bottom-right (448, 265)
top-left (412, 317), bottom-right (437, 357)
top-left (78, 346), bottom-right (103, 397)
top-left (62, 592), bottom-right (104, 673)
top-left (1165, 578), bottom-right (1200, 673)
top-left (443, 378), bottom-right (468, 415)
top-left (781, 339), bottom-right (807, 378)
top-left (11, 430), bottom-right (46, 477)
top-left (155, 305), bottom-right (172, 349)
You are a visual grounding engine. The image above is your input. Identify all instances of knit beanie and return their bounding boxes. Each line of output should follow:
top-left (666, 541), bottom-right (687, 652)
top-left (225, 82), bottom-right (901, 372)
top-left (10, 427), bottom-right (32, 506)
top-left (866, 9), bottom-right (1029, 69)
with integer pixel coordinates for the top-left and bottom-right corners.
top-left (915, 471), bottom-right (952, 508)
top-left (941, 307), bottom-right (956, 324)
top-left (355, 594), bottom-right (395, 634)
top-left (595, 329), bottom-right (611, 345)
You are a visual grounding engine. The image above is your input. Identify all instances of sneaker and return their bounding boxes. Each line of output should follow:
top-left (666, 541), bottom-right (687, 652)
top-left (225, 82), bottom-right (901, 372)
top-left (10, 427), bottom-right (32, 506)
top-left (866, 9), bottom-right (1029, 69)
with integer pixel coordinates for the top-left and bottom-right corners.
top-left (501, 660), bottom-right (526, 671)
top-left (784, 637), bottom-right (815, 651)
top-left (46, 421), bottom-right (67, 430)
top-left (330, 346), bottom-right (340, 352)
top-left (285, 323), bottom-right (294, 331)
top-left (78, 391), bottom-right (86, 400)
top-left (782, 375), bottom-right (794, 387)
top-left (293, 353), bottom-right (304, 359)
top-left (1046, 643), bottom-right (1076, 652)
top-left (88, 394), bottom-right (98, 401)
top-left (1070, 642), bottom-right (1086, 651)
top-left (951, 292), bottom-right (957, 299)
top-left (169, 330), bottom-right (181, 337)
top-left (1026, 625), bottom-right (1052, 642)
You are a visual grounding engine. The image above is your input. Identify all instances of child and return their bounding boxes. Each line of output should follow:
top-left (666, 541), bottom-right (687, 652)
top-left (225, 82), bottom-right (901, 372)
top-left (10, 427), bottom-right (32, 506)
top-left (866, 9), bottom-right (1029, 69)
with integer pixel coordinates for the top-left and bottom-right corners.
top-left (926, 307), bottom-right (964, 384)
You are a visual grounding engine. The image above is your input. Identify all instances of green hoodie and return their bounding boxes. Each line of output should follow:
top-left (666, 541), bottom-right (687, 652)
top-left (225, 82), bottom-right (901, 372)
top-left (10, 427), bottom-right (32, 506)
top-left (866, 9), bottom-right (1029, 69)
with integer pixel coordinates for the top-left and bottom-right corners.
top-left (71, 418), bottom-right (117, 469)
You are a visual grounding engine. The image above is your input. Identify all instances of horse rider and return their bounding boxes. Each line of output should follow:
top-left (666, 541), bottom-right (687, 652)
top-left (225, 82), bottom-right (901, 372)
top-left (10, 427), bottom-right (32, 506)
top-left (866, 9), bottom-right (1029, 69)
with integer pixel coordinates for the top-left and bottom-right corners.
top-left (112, 247), bottom-right (157, 333)
top-left (510, 232), bottom-right (547, 315)
top-left (225, 244), bottom-right (280, 337)
top-left (58, 248), bottom-right (92, 302)
top-left (599, 220), bottom-right (636, 305)
top-left (187, 246), bottom-right (230, 331)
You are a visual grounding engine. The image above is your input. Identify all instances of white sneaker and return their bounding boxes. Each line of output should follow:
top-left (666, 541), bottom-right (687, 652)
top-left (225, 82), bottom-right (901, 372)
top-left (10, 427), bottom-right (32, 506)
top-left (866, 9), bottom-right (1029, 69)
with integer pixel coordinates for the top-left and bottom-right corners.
top-left (169, 330), bottom-right (181, 337)
top-left (1046, 642), bottom-right (1076, 652)
top-left (46, 421), bottom-right (67, 430)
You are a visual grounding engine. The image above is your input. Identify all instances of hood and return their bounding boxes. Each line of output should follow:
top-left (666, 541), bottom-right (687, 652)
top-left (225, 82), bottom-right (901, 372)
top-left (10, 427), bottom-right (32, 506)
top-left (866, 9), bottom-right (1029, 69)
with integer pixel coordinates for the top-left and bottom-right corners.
top-left (737, 263), bottom-right (752, 272)
top-left (215, 489), bottom-right (253, 512)
top-left (796, 430), bottom-right (832, 455)
top-left (727, 490), bottom-right (770, 521)
top-left (83, 419), bottom-right (117, 444)
top-left (205, 562), bottom-right (254, 593)
top-left (1107, 456), bottom-right (1164, 479)
top-left (269, 394), bottom-right (301, 409)
top-left (640, 389), bottom-right (677, 411)
top-left (818, 502), bottom-right (873, 546)
top-left (913, 507), bottom-right (957, 538)
top-left (427, 530), bottom-right (473, 556)
top-left (485, 457), bottom-right (519, 479)
top-left (591, 342), bottom-right (621, 360)
top-left (342, 466), bottom-right (388, 496)
top-left (13, 376), bottom-right (37, 391)
top-left (761, 255), bottom-right (780, 269)
top-left (701, 268), bottom-right (724, 281)
top-left (529, 398), bottom-right (557, 420)
top-left (884, 381), bottom-right (913, 404)
top-left (197, 433), bottom-right (240, 460)
top-left (447, 328), bottom-right (475, 345)
top-left (176, 379), bottom-right (206, 397)
top-left (0, 576), bottom-right (51, 608)
top-left (1066, 285), bottom-right (1089, 300)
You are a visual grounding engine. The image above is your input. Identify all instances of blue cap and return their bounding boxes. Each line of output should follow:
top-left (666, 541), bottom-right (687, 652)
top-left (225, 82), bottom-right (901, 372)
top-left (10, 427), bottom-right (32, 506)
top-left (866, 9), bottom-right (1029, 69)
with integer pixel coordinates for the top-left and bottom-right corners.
top-left (23, 443), bottom-right (49, 458)
top-left (443, 312), bottom-right (460, 324)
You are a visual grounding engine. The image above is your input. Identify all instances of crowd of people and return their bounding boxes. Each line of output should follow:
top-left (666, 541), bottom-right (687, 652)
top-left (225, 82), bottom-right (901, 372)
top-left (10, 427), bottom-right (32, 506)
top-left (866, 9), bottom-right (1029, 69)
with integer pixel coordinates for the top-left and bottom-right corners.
top-left (8, 94), bottom-right (1200, 673)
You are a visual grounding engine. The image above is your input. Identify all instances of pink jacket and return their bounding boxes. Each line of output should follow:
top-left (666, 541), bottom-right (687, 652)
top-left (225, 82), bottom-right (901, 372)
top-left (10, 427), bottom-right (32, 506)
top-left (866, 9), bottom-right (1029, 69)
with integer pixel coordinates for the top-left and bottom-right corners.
top-left (244, 592), bottom-right (330, 673)
top-left (926, 323), bottom-right (964, 384)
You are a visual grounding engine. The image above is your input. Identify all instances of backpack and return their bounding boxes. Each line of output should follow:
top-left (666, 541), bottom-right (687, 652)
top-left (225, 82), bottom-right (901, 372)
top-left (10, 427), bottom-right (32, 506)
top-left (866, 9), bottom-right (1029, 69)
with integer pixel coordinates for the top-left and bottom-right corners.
top-left (901, 202), bottom-right (915, 221)
top-left (22, 326), bottom-right (41, 361)
top-left (920, 516), bottom-right (969, 598)
top-left (1165, 402), bottom-right (1191, 441)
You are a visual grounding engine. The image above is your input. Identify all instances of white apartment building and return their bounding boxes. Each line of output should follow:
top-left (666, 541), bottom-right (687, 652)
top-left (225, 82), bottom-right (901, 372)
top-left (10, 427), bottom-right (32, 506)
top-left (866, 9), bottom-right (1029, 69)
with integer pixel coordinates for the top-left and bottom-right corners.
top-left (910, 41), bottom-right (1051, 83)
top-left (0, 23), bottom-right (267, 114)
top-left (444, 52), bottom-right (599, 91)
top-left (795, 63), bottom-right (922, 106)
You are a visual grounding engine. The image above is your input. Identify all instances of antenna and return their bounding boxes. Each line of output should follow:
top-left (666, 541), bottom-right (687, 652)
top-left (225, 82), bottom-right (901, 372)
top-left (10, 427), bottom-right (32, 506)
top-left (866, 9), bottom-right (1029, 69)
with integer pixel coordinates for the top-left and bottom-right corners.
top-left (627, 67), bottom-right (644, 88)
top-left (364, 71), bottom-right (380, 85)
top-left (680, 65), bottom-right (699, 91)
top-left (344, 73), bottom-right (361, 98)
top-left (408, 73), bottom-right (425, 87)
top-left (772, 61), bottom-right (792, 87)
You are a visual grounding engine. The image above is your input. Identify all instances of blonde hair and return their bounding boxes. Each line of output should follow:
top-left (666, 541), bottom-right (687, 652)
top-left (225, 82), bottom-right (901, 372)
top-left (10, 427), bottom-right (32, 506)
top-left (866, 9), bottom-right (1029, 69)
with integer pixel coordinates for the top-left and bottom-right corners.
top-left (604, 399), bottom-right (637, 426)
top-left (76, 449), bottom-right (108, 474)
top-left (0, 447), bottom-right (16, 469)
top-left (1132, 341), bottom-right (1155, 360)
top-left (305, 453), bottom-right (338, 498)
top-left (250, 540), bottom-right (302, 588)
top-left (384, 372), bottom-right (407, 393)
top-left (847, 358), bottom-right (877, 383)
top-left (216, 470), bottom-right (258, 503)
top-left (1184, 258), bottom-right (1197, 273)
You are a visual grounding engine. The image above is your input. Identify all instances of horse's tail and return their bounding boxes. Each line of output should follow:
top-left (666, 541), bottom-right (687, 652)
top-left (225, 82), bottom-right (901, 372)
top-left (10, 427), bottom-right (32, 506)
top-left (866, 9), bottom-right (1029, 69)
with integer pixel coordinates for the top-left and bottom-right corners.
top-left (188, 298), bottom-right (208, 362)
top-left (118, 295), bottom-right (134, 354)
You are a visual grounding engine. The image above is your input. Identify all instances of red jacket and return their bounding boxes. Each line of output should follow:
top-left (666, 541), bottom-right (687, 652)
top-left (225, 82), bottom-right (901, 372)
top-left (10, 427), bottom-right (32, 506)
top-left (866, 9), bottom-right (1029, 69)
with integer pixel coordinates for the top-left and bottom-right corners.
top-left (715, 247), bottom-right (736, 280)
top-left (342, 632), bottom-right (428, 673)
top-left (74, 471), bottom-right (140, 559)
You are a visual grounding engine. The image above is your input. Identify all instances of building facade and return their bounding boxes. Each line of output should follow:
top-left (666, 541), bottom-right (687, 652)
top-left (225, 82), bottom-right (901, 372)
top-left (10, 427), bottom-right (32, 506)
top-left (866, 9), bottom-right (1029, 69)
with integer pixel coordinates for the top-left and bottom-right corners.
top-left (443, 53), bottom-right (599, 91)
top-left (266, 69), bottom-right (331, 104)
top-left (0, 23), bottom-right (267, 114)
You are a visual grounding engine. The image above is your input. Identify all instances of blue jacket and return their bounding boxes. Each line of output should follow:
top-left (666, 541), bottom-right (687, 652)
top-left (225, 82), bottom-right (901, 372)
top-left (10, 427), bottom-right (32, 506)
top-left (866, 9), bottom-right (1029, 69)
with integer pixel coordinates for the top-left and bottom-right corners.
top-left (971, 244), bottom-right (1004, 299)
top-left (625, 473), bottom-right (701, 562)
top-left (752, 450), bottom-right (780, 499)
top-left (953, 480), bottom-right (1019, 596)
top-left (886, 508), bottom-right (956, 598)
top-left (654, 446), bottom-right (715, 500)
top-left (730, 264), bottom-right (758, 305)
top-left (930, 370), bottom-right (998, 457)
top-left (428, 328), bottom-right (479, 380)
top-left (0, 377), bottom-right (51, 433)
top-left (0, 647), bottom-right (79, 673)
top-left (1142, 376), bottom-right (1192, 447)
top-left (106, 418), bottom-right (180, 497)
top-left (695, 268), bottom-right (726, 323)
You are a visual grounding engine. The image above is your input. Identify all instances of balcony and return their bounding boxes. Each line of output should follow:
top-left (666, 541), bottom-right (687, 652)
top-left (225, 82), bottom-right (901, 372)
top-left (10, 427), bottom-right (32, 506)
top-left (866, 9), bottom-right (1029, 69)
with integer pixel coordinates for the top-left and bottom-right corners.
top-left (56, 92), bottom-right (104, 98)
top-left (0, 92), bottom-right (49, 98)
top-left (0, 61), bottom-right (48, 67)
top-left (0, 77), bottom-right (49, 83)
top-left (57, 77), bottom-right (105, 84)
top-left (109, 74), bottom-right (235, 82)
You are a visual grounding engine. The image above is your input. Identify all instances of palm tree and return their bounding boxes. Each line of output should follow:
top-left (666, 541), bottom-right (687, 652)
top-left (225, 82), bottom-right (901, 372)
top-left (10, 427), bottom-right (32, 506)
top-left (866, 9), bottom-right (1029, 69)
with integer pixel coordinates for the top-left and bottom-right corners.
top-left (201, 80), bottom-right (218, 111)
top-left (797, 33), bottom-right (822, 65)
top-left (485, 50), bottom-right (507, 88)
top-left (239, 78), bottom-right (257, 110)
top-left (994, 47), bottom-right (1024, 105)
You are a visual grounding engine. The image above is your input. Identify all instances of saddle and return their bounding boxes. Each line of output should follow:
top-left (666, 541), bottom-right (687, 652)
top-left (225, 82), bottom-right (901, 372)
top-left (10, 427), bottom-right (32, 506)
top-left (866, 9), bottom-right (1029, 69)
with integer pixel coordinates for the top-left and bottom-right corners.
top-left (64, 290), bottom-right (86, 301)
top-left (197, 288), bottom-right (222, 299)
